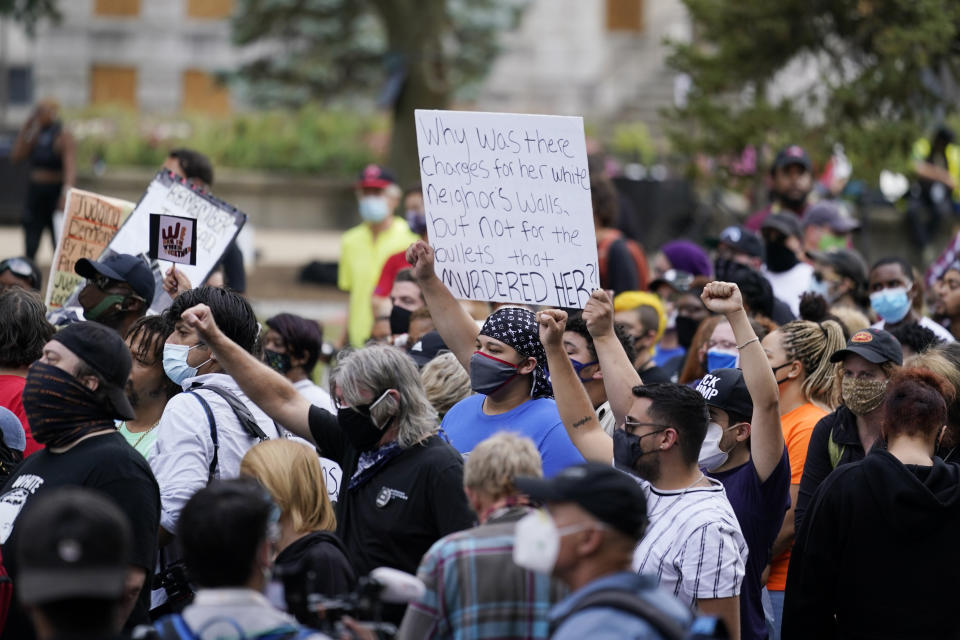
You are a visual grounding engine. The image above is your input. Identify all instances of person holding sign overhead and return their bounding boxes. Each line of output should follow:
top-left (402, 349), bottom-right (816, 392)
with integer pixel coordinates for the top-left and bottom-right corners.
top-left (406, 240), bottom-right (584, 477)
top-left (340, 165), bottom-right (419, 347)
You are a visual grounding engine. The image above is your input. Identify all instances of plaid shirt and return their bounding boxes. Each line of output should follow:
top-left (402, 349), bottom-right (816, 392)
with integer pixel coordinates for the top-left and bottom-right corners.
top-left (396, 505), bottom-right (567, 640)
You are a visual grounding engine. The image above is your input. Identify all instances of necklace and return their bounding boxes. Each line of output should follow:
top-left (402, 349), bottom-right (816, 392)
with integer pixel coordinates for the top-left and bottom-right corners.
top-left (121, 421), bottom-right (159, 449)
top-left (650, 472), bottom-right (707, 518)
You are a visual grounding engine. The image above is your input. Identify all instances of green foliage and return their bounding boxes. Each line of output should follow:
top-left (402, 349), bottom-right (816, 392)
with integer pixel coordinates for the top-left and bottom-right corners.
top-left (610, 122), bottom-right (657, 165)
top-left (70, 106), bottom-right (384, 175)
top-left (231, 0), bottom-right (528, 106)
top-left (667, 0), bottom-right (960, 182)
top-left (0, 0), bottom-right (59, 34)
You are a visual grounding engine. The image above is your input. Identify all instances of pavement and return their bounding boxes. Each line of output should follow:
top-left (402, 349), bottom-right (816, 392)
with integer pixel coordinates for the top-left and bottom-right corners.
top-left (0, 225), bottom-right (353, 331)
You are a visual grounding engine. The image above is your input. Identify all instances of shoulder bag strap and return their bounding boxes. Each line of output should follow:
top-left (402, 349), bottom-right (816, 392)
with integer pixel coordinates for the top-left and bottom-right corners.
top-left (187, 391), bottom-right (219, 484)
top-left (549, 587), bottom-right (687, 640)
top-left (195, 384), bottom-right (270, 442)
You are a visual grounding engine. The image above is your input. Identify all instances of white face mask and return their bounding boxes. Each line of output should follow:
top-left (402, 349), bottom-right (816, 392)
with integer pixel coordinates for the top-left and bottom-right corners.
top-left (512, 510), bottom-right (595, 575)
top-left (698, 421), bottom-right (738, 472)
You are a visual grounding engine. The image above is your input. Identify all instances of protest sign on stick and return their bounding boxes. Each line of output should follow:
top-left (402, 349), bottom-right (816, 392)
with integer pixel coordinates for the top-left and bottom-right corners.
top-left (415, 109), bottom-right (598, 308)
top-left (45, 189), bottom-right (135, 310)
top-left (107, 169), bottom-right (247, 312)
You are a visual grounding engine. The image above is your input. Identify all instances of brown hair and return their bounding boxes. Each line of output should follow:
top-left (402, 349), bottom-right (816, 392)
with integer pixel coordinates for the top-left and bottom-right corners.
top-left (678, 315), bottom-right (724, 384)
top-left (883, 368), bottom-right (954, 438)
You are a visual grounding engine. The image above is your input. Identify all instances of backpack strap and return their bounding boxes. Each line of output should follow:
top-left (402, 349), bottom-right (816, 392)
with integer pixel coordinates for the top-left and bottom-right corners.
top-left (187, 391), bottom-right (219, 484)
top-left (152, 614), bottom-right (200, 640)
top-left (194, 384), bottom-right (270, 442)
top-left (549, 587), bottom-right (687, 640)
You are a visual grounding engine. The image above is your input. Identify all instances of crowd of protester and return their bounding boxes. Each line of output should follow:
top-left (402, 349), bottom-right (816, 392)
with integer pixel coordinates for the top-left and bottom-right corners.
top-left (0, 139), bottom-right (958, 640)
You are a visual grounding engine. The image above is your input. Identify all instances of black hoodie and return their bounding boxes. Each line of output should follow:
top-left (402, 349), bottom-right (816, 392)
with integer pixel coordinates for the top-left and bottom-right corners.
top-left (782, 450), bottom-right (960, 639)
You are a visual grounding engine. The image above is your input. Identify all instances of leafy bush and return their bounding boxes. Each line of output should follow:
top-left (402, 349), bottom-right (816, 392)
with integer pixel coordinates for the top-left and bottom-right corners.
top-left (69, 106), bottom-right (386, 175)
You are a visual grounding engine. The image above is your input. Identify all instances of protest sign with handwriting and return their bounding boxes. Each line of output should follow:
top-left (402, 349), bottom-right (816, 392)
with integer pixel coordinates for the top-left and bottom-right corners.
top-left (415, 109), bottom-right (598, 308)
top-left (45, 189), bottom-right (135, 310)
top-left (107, 169), bottom-right (246, 312)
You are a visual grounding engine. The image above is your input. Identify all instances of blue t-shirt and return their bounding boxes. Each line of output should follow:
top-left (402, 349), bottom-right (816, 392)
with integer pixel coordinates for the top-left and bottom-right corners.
top-left (653, 344), bottom-right (685, 367)
top-left (441, 395), bottom-right (584, 477)
top-left (707, 448), bottom-right (791, 640)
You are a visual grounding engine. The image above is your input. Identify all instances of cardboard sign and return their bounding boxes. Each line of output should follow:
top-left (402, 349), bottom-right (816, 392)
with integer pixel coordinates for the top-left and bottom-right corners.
top-left (150, 214), bottom-right (197, 266)
top-left (414, 109), bottom-right (598, 308)
top-left (45, 189), bottom-right (135, 310)
top-left (107, 169), bottom-right (247, 312)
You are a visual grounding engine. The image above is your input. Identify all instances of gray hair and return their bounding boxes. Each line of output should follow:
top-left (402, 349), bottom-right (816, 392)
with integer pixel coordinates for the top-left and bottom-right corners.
top-left (421, 352), bottom-right (473, 417)
top-left (331, 344), bottom-right (438, 448)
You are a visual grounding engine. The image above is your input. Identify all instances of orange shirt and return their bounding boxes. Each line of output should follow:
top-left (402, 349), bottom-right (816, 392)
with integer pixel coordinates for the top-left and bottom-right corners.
top-left (767, 401), bottom-right (827, 591)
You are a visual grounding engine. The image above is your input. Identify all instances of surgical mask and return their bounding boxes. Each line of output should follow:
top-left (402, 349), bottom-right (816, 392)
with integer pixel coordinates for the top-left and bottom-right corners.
top-left (405, 210), bottom-right (427, 235)
top-left (675, 316), bottom-right (699, 349)
top-left (870, 286), bottom-right (911, 324)
top-left (359, 195), bottom-right (390, 223)
top-left (807, 274), bottom-right (832, 300)
top-left (706, 348), bottom-right (739, 373)
top-left (162, 343), bottom-right (211, 385)
top-left (469, 351), bottom-right (518, 395)
top-left (665, 309), bottom-right (677, 331)
top-left (841, 377), bottom-right (888, 416)
top-left (765, 240), bottom-right (799, 273)
top-left (570, 358), bottom-right (599, 383)
top-left (512, 510), bottom-right (595, 575)
top-left (264, 349), bottom-right (292, 374)
top-left (337, 390), bottom-right (393, 451)
top-left (390, 306), bottom-right (412, 335)
top-left (698, 421), bottom-right (737, 472)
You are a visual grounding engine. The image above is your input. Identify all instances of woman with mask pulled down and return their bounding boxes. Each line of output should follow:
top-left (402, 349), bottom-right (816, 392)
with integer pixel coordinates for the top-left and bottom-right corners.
top-left (759, 318), bottom-right (846, 635)
top-left (168, 304), bottom-right (475, 625)
top-left (793, 327), bottom-right (902, 531)
top-left (405, 241), bottom-right (584, 477)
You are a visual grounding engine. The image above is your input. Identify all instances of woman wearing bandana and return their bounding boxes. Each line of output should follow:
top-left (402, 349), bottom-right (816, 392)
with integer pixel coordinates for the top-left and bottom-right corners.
top-left (406, 241), bottom-right (584, 477)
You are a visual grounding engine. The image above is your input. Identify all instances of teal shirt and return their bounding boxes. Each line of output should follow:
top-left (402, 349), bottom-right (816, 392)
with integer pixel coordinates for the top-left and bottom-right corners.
top-left (117, 422), bottom-right (158, 458)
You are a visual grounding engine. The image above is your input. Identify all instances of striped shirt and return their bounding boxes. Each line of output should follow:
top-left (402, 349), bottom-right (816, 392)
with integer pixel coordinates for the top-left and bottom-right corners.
top-left (632, 476), bottom-right (747, 608)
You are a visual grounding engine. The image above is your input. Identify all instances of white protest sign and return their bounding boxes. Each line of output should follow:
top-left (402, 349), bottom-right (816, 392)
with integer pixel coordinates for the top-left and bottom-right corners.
top-left (107, 169), bottom-right (247, 312)
top-left (415, 109), bottom-right (598, 308)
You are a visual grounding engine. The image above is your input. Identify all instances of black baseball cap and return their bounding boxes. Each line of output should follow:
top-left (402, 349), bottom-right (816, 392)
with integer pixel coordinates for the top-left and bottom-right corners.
top-left (710, 225), bottom-right (764, 259)
top-left (515, 462), bottom-right (648, 539)
top-left (807, 248), bottom-right (868, 286)
top-left (694, 368), bottom-right (754, 420)
top-left (408, 331), bottom-right (448, 367)
top-left (648, 269), bottom-right (694, 293)
top-left (761, 212), bottom-right (803, 240)
top-left (802, 201), bottom-right (860, 233)
top-left (771, 145), bottom-right (812, 174)
top-left (830, 328), bottom-right (903, 366)
top-left (16, 487), bottom-right (132, 605)
top-left (51, 321), bottom-right (135, 420)
top-left (75, 253), bottom-right (155, 303)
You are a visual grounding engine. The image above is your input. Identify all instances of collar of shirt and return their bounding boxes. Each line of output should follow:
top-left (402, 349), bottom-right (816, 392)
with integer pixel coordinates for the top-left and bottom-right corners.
top-left (192, 588), bottom-right (275, 608)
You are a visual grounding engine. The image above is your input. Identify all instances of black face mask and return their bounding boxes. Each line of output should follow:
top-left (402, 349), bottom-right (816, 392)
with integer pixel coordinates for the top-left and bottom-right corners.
top-left (390, 306), bottom-right (412, 335)
top-left (264, 349), bottom-right (292, 374)
top-left (613, 428), bottom-right (644, 469)
top-left (765, 241), bottom-right (799, 273)
top-left (674, 316), bottom-right (700, 350)
top-left (22, 362), bottom-right (116, 448)
top-left (337, 407), bottom-right (385, 451)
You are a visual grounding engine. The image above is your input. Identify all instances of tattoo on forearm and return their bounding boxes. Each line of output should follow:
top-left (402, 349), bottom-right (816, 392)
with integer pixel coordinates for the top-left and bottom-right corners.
top-left (572, 416), bottom-right (591, 429)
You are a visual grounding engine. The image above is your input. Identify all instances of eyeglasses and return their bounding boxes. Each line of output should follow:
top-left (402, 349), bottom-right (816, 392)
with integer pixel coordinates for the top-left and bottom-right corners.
top-left (623, 419), bottom-right (673, 433)
top-left (333, 388), bottom-right (391, 413)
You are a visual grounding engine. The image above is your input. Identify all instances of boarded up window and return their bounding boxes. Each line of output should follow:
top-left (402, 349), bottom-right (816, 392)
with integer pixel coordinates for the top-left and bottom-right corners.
top-left (186, 0), bottom-right (235, 19)
top-left (606, 0), bottom-right (644, 32)
top-left (94, 0), bottom-right (141, 16)
top-left (182, 69), bottom-right (231, 115)
top-left (90, 65), bottom-right (137, 108)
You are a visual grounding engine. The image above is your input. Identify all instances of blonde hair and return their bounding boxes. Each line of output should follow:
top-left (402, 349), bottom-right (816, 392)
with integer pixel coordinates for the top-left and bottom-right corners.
top-left (240, 439), bottom-right (336, 535)
top-left (905, 351), bottom-right (960, 401)
top-left (464, 432), bottom-right (542, 499)
top-left (779, 319), bottom-right (847, 409)
top-left (829, 306), bottom-right (870, 336)
top-left (421, 352), bottom-right (472, 417)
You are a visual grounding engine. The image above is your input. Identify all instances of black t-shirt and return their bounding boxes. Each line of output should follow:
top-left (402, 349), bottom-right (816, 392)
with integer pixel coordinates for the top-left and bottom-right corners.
top-left (275, 531), bottom-right (357, 602)
top-left (307, 406), bottom-right (475, 578)
top-left (0, 432), bottom-right (160, 638)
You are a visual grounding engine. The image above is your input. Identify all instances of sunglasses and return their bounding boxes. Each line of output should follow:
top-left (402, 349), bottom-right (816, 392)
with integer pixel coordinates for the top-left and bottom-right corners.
top-left (0, 258), bottom-right (36, 285)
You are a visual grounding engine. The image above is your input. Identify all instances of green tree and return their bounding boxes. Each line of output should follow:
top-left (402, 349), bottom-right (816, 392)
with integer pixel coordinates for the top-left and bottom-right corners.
top-left (667, 0), bottom-right (960, 183)
top-left (232, 0), bottom-right (527, 187)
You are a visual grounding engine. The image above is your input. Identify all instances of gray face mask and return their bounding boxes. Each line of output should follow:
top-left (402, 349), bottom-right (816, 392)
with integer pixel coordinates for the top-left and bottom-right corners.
top-left (469, 352), bottom-right (518, 395)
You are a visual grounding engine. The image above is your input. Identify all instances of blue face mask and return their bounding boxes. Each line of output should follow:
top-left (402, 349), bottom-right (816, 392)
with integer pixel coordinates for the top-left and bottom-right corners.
top-left (870, 286), bottom-right (911, 324)
top-left (359, 196), bottom-right (389, 223)
top-left (162, 343), bottom-right (210, 385)
top-left (405, 209), bottom-right (427, 235)
top-left (570, 358), bottom-right (599, 383)
top-left (706, 348), bottom-right (739, 373)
